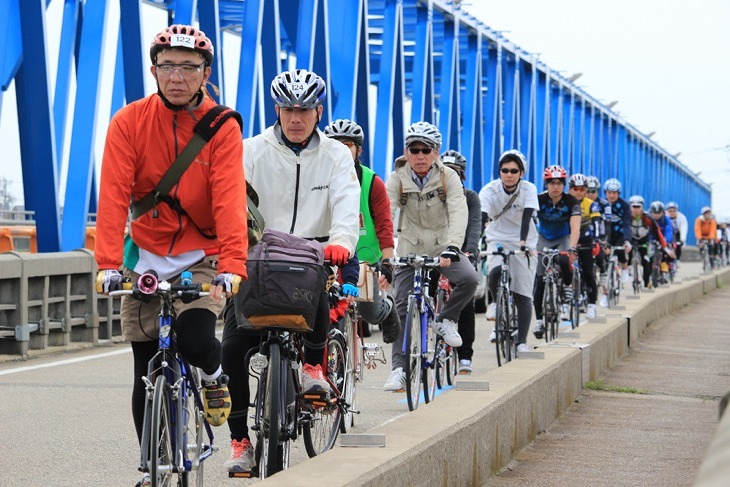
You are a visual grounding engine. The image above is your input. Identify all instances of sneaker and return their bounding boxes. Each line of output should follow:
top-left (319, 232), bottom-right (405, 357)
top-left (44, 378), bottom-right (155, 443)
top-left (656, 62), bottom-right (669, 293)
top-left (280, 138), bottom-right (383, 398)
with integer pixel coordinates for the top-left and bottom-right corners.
top-left (560, 304), bottom-right (570, 321)
top-left (302, 363), bottom-right (331, 394)
top-left (458, 359), bottom-right (473, 375)
top-left (383, 367), bottom-right (406, 391)
top-left (599, 294), bottom-right (609, 308)
top-left (621, 269), bottom-right (630, 283)
top-left (486, 303), bottom-right (497, 321)
top-left (432, 319), bottom-right (463, 347)
top-left (533, 319), bottom-right (545, 339)
top-left (516, 343), bottom-right (532, 354)
top-left (489, 328), bottom-right (497, 343)
top-left (586, 304), bottom-right (597, 319)
top-left (224, 438), bottom-right (255, 472)
top-left (380, 295), bottom-right (402, 344)
top-left (135, 473), bottom-right (151, 487)
top-left (202, 374), bottom-right (231, 427)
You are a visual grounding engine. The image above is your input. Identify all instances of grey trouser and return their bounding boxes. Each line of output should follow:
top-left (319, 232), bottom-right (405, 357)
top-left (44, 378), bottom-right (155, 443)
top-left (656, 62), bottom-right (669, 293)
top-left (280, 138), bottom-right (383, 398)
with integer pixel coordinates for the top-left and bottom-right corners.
top-left (390, 252), bottom-right (478, 369)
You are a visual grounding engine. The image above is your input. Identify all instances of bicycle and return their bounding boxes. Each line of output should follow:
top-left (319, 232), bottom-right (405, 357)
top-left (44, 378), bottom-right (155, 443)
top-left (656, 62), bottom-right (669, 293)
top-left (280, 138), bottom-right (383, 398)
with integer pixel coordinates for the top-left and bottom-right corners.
top-left (242, 293), bottom-right (347, 478)
top-left (539, 249), bottom-right (566, 342)
top-left (491, 245), bottom-right (524, 366)
top-left (329, 283), bottom-right (386, 433)
top-left (604, 245), bottom-right (625, 308)
top-left (392, 254), bottom-right (440, 411)
top-left (434, 272), bottom-right (457, 387)
top-left (699, 239), bottom-right (714, 273)
top-left (630, 243), bottom-right (645, 294)
top-left (569, 251), bottom-right (583, 329)
top-left (110, 270), bottom-right (215, 487)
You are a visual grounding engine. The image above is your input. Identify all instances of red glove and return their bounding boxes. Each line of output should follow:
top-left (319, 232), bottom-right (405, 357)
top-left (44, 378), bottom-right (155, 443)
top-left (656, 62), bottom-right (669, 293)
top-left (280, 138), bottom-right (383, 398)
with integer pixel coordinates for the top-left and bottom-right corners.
top-left (324, 244), bottom-right (350, 266)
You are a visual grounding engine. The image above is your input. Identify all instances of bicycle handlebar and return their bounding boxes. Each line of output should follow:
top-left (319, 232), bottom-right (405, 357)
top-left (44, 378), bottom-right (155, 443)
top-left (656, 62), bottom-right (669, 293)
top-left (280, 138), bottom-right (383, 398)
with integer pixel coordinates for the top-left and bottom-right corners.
top-left (392, 254), bottom-right (441, 267)
top-left (110, 272), bottom-right (210, 298)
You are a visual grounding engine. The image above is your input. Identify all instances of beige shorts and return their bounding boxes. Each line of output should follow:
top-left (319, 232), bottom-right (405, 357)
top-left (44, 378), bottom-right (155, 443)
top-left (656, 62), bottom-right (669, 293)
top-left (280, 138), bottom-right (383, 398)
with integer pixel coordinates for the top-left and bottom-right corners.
top-left (121, 256), bottom-right (225, 342)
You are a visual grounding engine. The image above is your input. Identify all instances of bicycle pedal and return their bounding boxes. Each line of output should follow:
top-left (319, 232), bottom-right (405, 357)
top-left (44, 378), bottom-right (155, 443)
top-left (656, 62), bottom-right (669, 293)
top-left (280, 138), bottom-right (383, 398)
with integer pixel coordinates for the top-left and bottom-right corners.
top-left (458, 371), bottom-right (472, 375)
top-left (302, 391), bottom-right (330, 403)
top-left (228, 470), bottom-right (254, 478)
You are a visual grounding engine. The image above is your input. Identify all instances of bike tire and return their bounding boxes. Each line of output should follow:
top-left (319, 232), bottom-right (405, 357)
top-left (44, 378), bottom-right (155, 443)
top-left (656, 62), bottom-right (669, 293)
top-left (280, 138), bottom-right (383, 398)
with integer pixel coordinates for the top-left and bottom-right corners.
top-left (150, 375), bottom-right (175, 487)
top-left (422, 313), bottom-right (436, 404)
top-left (543, 281), bottom-right (555, 342)
top-left (495, 287), bottom-right (511, 366)
top-left (404, 299), bottom-right (422, 411)
top-left (339, 313), bottom-right (357, 433)
top-left (180, 367), bottom-right (206, 487)
top-left (260, 342), bottom-right (282, 478)
top-left (303, 334), bottom-right (345, 456)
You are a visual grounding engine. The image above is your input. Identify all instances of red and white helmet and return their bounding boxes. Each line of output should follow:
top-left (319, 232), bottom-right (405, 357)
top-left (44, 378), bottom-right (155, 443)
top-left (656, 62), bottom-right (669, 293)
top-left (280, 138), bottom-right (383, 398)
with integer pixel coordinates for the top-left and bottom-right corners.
top-left (150, 24), bottom-right (214, 65)
top-left (543, 165), bottom-right (567, 181)
top-left (569, 173), bottom-right (587, 188)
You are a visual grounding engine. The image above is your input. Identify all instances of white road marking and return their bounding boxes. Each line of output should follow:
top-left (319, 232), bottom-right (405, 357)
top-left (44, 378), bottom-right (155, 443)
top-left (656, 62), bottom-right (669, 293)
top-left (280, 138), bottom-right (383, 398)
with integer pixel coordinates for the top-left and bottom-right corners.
top-left (0, 347), bottom-right (131, 376)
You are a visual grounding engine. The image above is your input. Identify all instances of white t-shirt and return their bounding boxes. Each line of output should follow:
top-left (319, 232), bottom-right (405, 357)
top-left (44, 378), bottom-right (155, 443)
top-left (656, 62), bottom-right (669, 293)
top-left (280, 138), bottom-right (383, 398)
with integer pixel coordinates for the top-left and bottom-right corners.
top-left (478, 179), bottom-right (539, 297)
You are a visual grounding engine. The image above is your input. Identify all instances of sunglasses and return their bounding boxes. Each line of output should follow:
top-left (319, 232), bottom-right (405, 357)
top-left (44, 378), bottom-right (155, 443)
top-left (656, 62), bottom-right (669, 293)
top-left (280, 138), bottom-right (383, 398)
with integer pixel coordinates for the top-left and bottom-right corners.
top-left (572, 187), bottom-right (587, 191)
top-left (500, 168), bottom-right (520, 174)
top-left (408, 147), bottom-right (433, 155)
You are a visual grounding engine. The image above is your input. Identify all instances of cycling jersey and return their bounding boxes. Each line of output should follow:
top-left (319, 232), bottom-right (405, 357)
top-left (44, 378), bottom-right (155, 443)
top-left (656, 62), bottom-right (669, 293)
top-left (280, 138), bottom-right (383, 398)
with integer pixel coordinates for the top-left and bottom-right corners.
top-left (606, 197), bottom-right (632, 245)
top-left (652, 214), bottom-right (674, 245)
top-left (631, 213), bottom-right (667, 247)
top-left (536, 192), bottom-right (581, 241)
top-left (694, 216), bottom-right (717, 241)
top-left (577, 197), bottom-right (602, 239)
top-left (669, 211), bottom-right (688, 243)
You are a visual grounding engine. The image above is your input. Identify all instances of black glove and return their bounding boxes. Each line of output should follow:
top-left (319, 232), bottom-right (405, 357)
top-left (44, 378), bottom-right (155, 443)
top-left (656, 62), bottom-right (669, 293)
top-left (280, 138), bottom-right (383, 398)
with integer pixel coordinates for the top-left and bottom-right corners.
top-left (380, 259), bottom-right (394, 283)
top-left (440, 245), bottom-right (461, 262)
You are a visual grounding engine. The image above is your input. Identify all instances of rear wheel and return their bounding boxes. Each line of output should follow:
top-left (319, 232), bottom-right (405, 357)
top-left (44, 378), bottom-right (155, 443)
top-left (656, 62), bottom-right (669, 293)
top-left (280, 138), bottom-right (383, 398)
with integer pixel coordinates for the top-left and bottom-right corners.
top-left (543, 282), bottom-right (557, 341)
top-left (404, 299), bottom-right (422, 411)
top-left (339, 314), bottom-right (357, 433)
top-left (180, 368), bottom-right (206, 487)
top-left (422, 315), bottom-right (436, 403)
top-left (570, 273), bottom-right (581, 329)
top-left (303, 335), bottom-right (344, 456)
top-left (260, 343), bottom-right (282, 478)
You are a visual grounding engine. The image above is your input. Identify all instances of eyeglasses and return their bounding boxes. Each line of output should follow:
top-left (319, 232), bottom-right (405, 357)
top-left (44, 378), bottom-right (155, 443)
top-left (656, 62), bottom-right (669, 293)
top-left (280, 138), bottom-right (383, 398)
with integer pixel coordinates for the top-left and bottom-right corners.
top-left (572, 187), bottom-right (587, 191)
top-left (155, 63), bottom-right (205, 77)
top-left (408, 147), bottom-right (433, 155)
top-left (500, 168), bottom-right (520, 174)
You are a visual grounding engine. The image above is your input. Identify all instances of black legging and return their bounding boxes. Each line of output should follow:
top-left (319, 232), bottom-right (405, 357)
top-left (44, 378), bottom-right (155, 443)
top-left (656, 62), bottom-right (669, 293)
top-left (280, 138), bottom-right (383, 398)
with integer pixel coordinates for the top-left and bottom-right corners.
top-left (533, 255), bottom-right (572, 320)
top-left (487, 266), bottom-right (533, 346)
top-left (577, 240), bottom-right (598, 305)
top-left (131, 308), bottom-right (219, 443)
top-left (221, 288), bottom-right (330, 442)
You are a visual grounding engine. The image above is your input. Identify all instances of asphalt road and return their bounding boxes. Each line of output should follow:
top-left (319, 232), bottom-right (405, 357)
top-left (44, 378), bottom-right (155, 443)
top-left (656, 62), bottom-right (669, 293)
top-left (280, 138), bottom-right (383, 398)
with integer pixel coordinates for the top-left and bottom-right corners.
top-left (0, 262), bottom-right (705, 486)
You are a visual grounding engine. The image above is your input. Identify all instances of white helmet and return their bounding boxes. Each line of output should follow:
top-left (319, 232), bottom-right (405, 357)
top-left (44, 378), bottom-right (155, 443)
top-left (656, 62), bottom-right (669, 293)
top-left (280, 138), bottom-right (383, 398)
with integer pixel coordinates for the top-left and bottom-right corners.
top-left (499, 150), bottom-right (528, 173)
top-left (324, 119), bottom-right (364, 145)
top-left (569, 173), bottom-right (587, 188)
top-left (702, 206), bottom-right (712, 214)
top-left (629, 195), bottom-right (645, 208)
top-left (604, 178), bottom-right (622, 192)
top-left (270, 69), bottom-right (326, 109)
top-left (586, 176), bottom-right (601, 190)
top-left (649, 201), bottom-right (665, 213)
top-left (666, 201), bottom-right (678, 210)
top-left (405, 121), bottom-right (442, 149)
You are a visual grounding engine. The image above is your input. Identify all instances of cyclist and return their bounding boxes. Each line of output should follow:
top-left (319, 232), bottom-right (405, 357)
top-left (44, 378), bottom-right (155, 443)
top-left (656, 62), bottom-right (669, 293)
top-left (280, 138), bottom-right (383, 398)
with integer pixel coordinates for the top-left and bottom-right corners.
top-left (382, 122), bottom-right (478, 391)
top-left (323, 119), bottom-right (400, 342)
top-left (719, 221), bottom-right (730, 264)
top-left (603, 178), bottom-right (633, 284)
top-left (695, 206), bottom-right (718, 266)
top-left (649, 201), bottom-right (675, 282)
top-left (666, 201), bottom-right (688, 264)
top-left (479, 150), bottom-right (538, 355)
top-left (533, 165), bottom-right (581, 338)
top-left (93, 25), bottom-right (246, 487)
top-left (220, 69), bottom-right (360, 473)
top-left (629, 196), bottom-right (671, 288)
top-left (586, 176), bottom-right (612, 307)
top-left (441, 149), bottom-right (481, 373)
top-left (567, 174), bottom-right (602, 319)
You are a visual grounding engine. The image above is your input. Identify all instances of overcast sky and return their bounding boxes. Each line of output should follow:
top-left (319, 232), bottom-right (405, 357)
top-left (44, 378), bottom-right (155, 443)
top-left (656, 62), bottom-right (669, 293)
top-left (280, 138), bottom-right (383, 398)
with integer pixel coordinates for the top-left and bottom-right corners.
top-left (2, 0), bottom-right (729, 218)
top-left (463, 0), bottom-right (730, 218)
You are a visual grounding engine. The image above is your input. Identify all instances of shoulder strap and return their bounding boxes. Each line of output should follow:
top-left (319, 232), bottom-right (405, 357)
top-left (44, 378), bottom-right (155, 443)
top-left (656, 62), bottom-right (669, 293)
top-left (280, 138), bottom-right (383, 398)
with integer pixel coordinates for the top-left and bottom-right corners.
top-left (131, 105), bottom-right (243, 220)
top-left (490, 181), bottom-right (521, 222)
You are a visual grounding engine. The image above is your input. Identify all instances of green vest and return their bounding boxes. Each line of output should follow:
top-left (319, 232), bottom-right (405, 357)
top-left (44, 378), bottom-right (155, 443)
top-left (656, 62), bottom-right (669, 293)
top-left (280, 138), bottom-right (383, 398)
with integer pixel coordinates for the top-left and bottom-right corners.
top-left (356, 166), bottom-right (382, 264)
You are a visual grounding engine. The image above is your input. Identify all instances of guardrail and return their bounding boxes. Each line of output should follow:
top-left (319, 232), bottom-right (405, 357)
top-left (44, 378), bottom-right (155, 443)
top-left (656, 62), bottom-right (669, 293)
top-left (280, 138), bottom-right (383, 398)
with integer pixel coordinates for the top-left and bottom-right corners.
top-left (0, 250), bottom-right (119, 356)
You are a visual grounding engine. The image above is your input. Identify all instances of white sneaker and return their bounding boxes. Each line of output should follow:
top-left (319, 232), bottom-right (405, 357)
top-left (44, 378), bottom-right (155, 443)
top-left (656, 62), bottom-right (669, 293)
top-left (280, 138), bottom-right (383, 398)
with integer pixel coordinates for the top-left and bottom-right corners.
top-left (599, 294), bottom-right (609, 308)
top-left (458, 359), bottom-right (473, 375)
top-left (586, 304), bottom-right (597, 319)
top-left (516, 343), bottom-right (531, 354)
top-left (533, 319), bottom-right (545, 339)
top-left (489, 328), bottom-right (497, 343)
top-left (432, 319), bottom-right (463, 347)
top-left (383, 367), bottom-right (406, 391)
top-left (224, 438), bottom-right (255, 472)
top-left (486, 303), bottom-right (497, 321)
top-left (560, 304), bottom-right (570, 321)
top-left (621, 269), bottom-right (630, 283)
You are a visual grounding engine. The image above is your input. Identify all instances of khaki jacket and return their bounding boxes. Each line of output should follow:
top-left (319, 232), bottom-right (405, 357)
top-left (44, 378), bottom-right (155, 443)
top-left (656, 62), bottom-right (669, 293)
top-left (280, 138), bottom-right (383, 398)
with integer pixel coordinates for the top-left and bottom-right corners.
top-left (385, 160), bottom-right (467, 257)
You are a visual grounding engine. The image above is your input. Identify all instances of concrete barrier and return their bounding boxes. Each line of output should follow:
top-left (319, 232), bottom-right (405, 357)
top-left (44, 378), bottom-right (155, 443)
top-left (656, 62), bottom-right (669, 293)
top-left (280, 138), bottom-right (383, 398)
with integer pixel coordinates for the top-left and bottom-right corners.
top-left (262, 267), bottom-right (730, 486)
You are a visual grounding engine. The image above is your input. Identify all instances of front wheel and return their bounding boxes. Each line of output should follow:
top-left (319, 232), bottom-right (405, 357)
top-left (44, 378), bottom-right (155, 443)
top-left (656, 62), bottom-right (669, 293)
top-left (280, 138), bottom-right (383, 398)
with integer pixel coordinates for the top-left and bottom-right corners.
top-left (150, 375), bottom-right (175, 487)
top-left (180, 367), bottom-right (206, 487)
top-left (404, 299), bottom-right (422, 411)
top-left (495, 287), bottom-right (512, 367)
top-left (260, 343), bottom-right (282, 478)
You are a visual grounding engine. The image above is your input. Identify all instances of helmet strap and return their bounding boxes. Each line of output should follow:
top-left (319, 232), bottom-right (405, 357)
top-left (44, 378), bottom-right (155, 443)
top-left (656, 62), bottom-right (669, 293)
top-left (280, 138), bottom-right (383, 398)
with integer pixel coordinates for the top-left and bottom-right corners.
top-left (156, 88), bottom-right (204, 111)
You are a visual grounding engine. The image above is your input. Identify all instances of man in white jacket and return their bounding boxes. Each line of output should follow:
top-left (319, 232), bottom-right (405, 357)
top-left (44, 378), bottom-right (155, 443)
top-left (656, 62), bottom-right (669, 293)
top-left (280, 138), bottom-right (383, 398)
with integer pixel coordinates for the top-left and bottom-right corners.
top-left (220, 69), bottom-right (360, 473)
top-left (382, 121), bottom-right (478, 392)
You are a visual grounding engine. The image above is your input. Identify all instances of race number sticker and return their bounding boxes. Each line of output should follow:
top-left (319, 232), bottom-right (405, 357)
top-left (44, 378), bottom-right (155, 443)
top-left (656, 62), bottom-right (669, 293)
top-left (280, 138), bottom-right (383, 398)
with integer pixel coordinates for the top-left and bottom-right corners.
top-left (170, 34), bottom-right (196, 48)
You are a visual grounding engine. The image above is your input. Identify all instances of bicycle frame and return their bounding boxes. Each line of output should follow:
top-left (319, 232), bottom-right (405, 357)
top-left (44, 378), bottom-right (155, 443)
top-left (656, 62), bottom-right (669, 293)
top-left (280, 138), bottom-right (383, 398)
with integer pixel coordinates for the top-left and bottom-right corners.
top-left (491, 245), bottom-right (521, 366)
top-left (540, 249), bottom-right (565, 341)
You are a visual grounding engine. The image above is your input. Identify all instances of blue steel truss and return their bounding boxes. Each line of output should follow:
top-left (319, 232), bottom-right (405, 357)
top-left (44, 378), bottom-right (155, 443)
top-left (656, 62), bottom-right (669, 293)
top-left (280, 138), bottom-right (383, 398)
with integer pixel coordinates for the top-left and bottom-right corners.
top-left (0, 0), bottom-right (711, 251)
